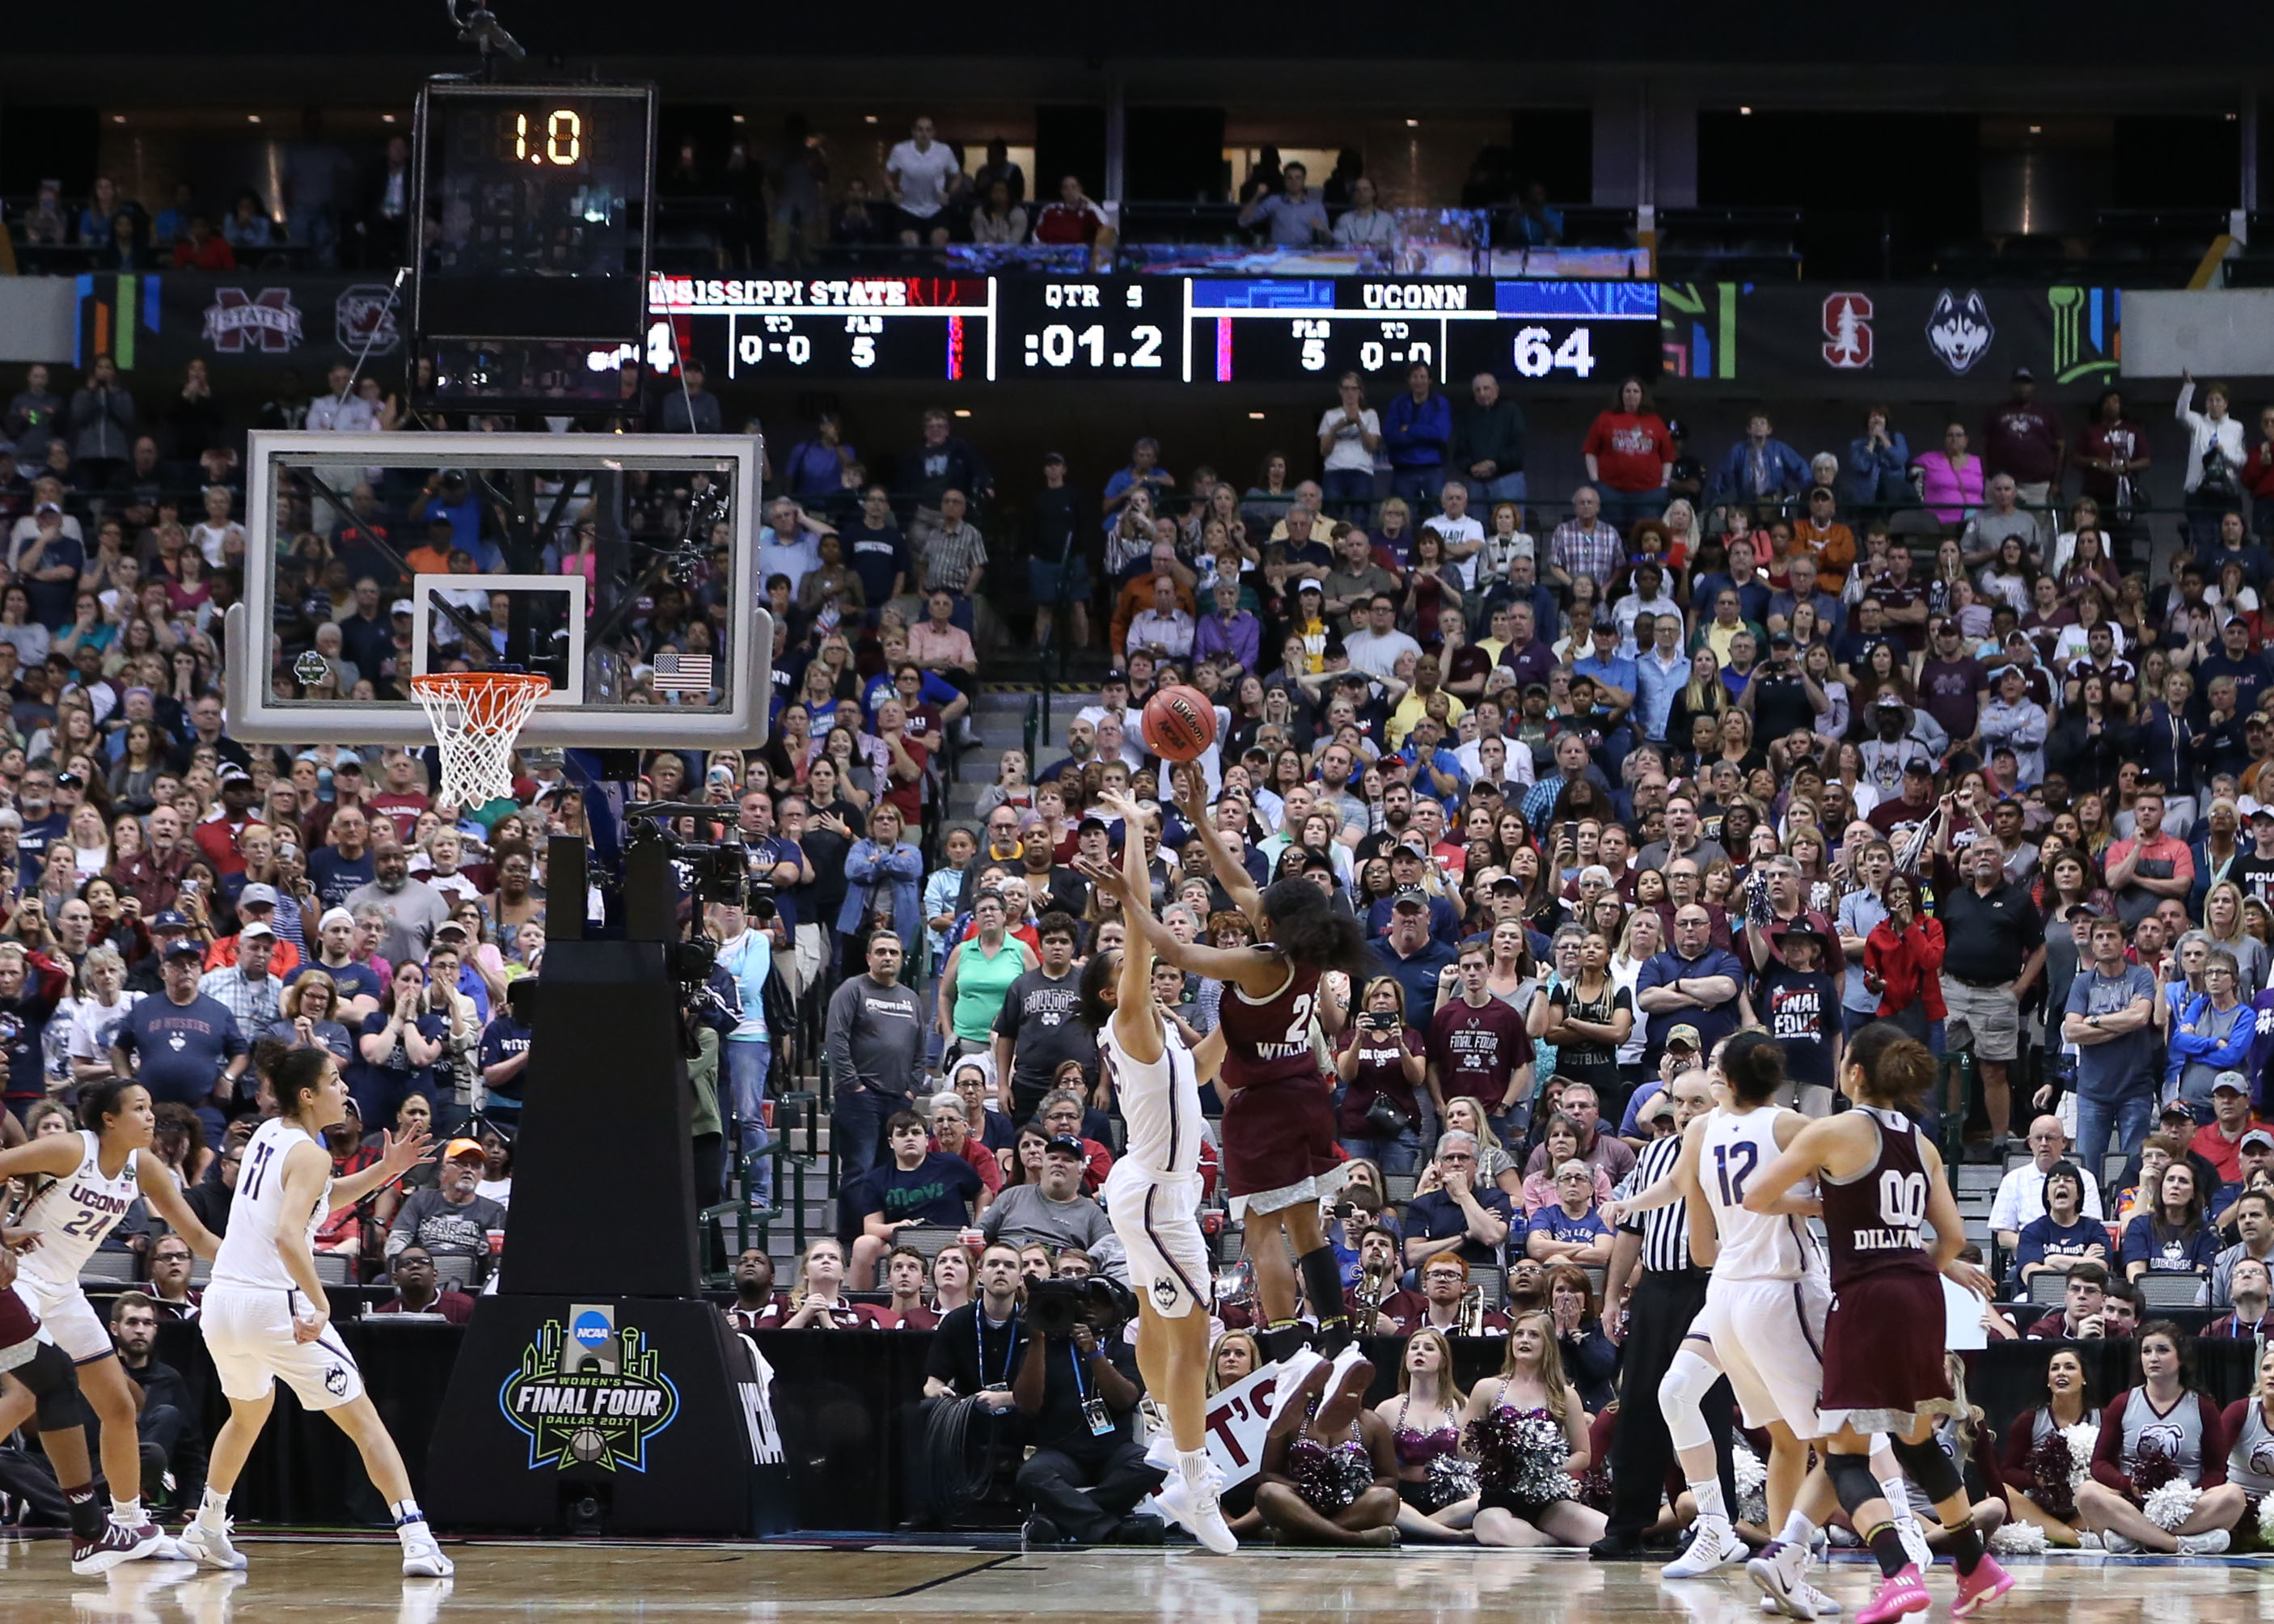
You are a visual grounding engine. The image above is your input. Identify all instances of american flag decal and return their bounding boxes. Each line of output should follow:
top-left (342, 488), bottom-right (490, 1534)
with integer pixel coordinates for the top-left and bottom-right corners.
top-left (653, 651), bottom-right (713, 693)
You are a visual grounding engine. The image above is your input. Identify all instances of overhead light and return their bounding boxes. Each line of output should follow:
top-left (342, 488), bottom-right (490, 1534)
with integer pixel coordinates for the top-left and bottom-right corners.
top-left (1738, 106), bottom-right (1752, 116)
top-left (1247, 411), bottom-right (1266, 420)
top-left (732, 113), bottom-right (746, 124)
top-left (953, 408), bottom-right (972, 418)
top-left (864, 114), bottom-right (879, 125)
top-left (2228, 112), bottom-right (2239, 121)
top-left (247, 114), bottom-right (262, 124)
top-left (1405, 118), bottom-right (1418, 128)
top-left (2028, 124), bottom-right (2042, 133)
top-left (383, 113), bottom-right (397, 124)
top-left (112, 114), bottom-right (125, 124)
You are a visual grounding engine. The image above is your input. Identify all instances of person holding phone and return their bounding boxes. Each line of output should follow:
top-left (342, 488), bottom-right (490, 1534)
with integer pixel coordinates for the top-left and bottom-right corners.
top-left (1334, 976), bottom-right (1425, 1172)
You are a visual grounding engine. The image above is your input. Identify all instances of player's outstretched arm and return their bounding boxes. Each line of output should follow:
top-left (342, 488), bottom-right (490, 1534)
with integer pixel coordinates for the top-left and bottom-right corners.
top-left (1097, 791), bottom-right (1164, 1066)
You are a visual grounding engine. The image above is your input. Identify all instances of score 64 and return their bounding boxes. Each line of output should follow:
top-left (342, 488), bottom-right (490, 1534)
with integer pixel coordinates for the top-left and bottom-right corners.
top-left (1511, 325), bottom-right (1596, 379)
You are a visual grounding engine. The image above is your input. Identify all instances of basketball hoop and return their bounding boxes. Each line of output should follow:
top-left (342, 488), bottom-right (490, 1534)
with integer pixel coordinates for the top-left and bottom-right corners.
top-left (409, 671), bottom-right (552, 808)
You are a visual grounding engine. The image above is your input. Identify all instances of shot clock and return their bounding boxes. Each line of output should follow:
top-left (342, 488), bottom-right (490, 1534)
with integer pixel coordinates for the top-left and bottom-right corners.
top-left (411, 79), bottom-right (657, 405)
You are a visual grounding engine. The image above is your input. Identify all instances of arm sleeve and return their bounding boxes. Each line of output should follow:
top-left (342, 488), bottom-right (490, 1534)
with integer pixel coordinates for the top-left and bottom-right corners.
top-left (2198, 1394), bottom-right (2230, 1487)
top-left (1997, 1407), bottom-right (2039, 1491)
top-left (2090, 1391), bottom-right (2134, 1494)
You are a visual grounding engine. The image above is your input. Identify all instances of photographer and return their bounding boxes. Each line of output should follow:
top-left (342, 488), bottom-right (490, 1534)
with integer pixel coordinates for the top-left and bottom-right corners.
top-left (1334, 975), bottom-right (1424, 1172)
top-left (1010, 1279), bottom-right (1162, 1546)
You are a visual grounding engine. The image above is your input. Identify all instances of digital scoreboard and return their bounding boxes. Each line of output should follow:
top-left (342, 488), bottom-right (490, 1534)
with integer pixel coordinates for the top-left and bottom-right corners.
top-left (649, 274), bottom-right (1658, 387)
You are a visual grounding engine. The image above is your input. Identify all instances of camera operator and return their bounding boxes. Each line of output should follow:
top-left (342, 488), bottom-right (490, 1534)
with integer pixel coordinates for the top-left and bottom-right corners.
top-left (1010, 1281), bottom-right (1164, 1547)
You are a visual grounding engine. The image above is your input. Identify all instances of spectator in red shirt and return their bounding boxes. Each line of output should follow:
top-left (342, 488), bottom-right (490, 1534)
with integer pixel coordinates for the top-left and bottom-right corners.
top-left (929, 1089), bottom-right (1004, 1199)
top-left (1982, 367), bottom-right (2068, 531)
top-left (1580, 375), bottom-right (1675, 536)
top-left (2188, 1076), bottom-right (2261, 1190)
top-left (171, 216), bottom-right (235, 270)
top-left (192, 763), bottom-right (260, 877)
top-left (1032, 175), bottom-right (1114, 250)
top-left (368, 746), bottom-right (432, 843)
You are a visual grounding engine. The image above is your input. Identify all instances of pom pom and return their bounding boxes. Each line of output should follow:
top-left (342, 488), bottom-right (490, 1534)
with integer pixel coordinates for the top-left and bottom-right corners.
top-left (1989, 1520), bottom-right (2048, 1556)
top-left (2129, 1440), bottom-right (2181, 1499)
top-left (2027, 1432), bottom-right (2081, 1520)
top-left (1291, 1439), bottom-right (1373, 1514)
top-left (1731, 1436), bottom-right (1770, 1526)
top-left (1463, 1406), bottom-right (1578, 1505)
top-left (2256, 1491), bottom-right (2274, 1547)
top-left (2141, 1478), bottom-right (2201, 1533)
top-left (2059, 1423), bottom-right (2103, 1502)
top-left (1425, 1453), bottom-right (1480, 1512)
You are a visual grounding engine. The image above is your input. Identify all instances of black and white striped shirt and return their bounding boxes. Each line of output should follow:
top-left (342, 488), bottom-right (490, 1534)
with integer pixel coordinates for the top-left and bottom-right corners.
top-left (1617, 1131), bottom-right (1692, 1275)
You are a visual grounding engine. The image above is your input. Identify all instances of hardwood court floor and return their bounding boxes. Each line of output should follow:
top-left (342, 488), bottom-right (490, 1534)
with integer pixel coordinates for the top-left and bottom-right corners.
top-left (5, 1536), bottom-right (2273, 1622)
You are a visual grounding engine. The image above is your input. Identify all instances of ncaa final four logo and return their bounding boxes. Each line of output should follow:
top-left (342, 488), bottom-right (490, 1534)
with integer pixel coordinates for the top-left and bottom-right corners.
top-left (499, 1304), bottom-right (681, 1471)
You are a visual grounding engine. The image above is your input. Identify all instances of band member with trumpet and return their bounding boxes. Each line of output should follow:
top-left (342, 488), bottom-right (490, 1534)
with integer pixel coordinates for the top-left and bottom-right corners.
top-left (1410, 1254), bottom-right (1510, 1338)
top-left (1342, 1225), bottom-right (1429, 1334)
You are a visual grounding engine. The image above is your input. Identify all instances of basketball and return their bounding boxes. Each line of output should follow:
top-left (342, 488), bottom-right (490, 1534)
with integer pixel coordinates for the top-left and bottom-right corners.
top-left (1142, 685), bottom-right (1218, 762)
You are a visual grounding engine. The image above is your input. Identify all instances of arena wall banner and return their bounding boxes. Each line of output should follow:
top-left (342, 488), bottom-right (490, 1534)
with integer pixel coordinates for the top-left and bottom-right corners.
top-left (71, 272), bottom-right (404, 376)
top-left (1659, 281), bottom-right (2123, 391)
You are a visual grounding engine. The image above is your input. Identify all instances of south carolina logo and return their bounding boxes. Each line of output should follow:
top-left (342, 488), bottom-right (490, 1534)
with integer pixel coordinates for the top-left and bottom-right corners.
top-left (335, 285), bottom-right (402, 355)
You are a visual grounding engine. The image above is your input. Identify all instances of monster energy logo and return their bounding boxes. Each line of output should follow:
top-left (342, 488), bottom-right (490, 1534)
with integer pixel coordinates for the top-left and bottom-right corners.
top-left (498, 1313), bottom-right (681, 1472)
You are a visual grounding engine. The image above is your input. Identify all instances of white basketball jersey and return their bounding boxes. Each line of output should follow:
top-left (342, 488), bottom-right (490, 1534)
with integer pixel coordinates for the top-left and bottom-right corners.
top-left (1101, 1016), bottom-right (1202, 1180)
top-left (212, 1117), bottom-right (332, 1293)
top-left (1700, 1106), bottom-right (1822, 1282)
top-left (17, 1130), bottom-right (140, 1288)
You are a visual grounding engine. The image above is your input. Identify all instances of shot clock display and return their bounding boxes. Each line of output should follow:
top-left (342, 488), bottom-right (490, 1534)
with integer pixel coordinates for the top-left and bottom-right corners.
top-left (412, 81), bottom-right (657, 344)
top-left (649, 274), bottom-right (1657, 385)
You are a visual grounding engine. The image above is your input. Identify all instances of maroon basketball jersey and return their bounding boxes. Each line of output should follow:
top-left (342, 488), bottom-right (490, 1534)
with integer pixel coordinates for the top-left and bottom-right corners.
top-left (1218, 957), bottom-right (1325, 1090)
top-left (1820, 1106), bottom-right (1937, 1291)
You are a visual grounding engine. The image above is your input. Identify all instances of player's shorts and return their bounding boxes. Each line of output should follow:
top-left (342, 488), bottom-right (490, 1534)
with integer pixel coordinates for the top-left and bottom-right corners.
top-left (200, 1284), bottom-right (366, 1411)
top-left (1820, 1269), bottom-right (1954, 1437)
top-left (1693, 1271), bottom-right (1830, 1436)
top-left (0, 1278), bottom-right (41, 1375)
top-left (13, 1271), bottom-right (114, 1364)
top-left (1105, 1160), bottom-right (1208, 1320)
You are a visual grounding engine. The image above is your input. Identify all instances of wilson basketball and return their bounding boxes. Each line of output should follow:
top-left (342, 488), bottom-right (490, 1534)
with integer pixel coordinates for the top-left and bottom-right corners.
top-left (1142, 685), bottom-right (1217, 762)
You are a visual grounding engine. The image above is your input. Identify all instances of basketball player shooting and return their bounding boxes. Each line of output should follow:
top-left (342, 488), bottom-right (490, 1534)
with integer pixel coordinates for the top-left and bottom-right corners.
top-left (1075, 790), bottom-right (1236, 1554)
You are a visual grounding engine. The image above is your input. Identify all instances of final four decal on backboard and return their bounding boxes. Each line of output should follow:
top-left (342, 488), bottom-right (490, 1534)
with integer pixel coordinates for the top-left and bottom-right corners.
top-left (498, 1304), bottom-right (680, 1472)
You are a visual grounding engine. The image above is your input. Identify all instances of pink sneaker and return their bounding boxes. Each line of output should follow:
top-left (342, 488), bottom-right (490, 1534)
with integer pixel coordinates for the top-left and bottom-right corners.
top-left (1952, 1554), bottom-right (2015, 1619)
top-left (1857, 1565), bottom-right (1930, 1624)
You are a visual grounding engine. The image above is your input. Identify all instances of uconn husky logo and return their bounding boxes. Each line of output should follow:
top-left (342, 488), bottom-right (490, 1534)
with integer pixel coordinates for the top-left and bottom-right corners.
top-left (1925, 290), bottom-right (1995, 376)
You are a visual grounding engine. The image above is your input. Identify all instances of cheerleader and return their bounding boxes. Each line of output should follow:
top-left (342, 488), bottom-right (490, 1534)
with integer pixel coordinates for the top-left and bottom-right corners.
top-left (1372, 1327), bottom-right (1477, 1543)
top-left (2073, 1320), bottom-right (2245, 1554)
top-left (2219, 1345), bottom-right (2274, 1550)
top-left (1994, 1347), bottom-right (2099, 1547)
top-left (0, 1078), bottom-right (221, 1571)
top-left (1459, 1311), bottom-right (1608, 1549)
top-left (1253, 1352), bottom-right (1399, 1547)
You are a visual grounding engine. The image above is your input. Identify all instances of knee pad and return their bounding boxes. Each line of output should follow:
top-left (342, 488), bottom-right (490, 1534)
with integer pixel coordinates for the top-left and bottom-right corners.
top-left (1657, 1345), bottom-right (1718, 1455)
top-left (1888, 1434), bottom-right (1965, 1508)
top-left (19, 1342), bottom-right (85, 1432)
top-left (1824, 1450), bottom-right (1883, 1518)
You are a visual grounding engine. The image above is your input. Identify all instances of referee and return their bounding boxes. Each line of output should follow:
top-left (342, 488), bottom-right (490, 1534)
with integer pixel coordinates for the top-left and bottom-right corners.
top-left (1590, 1068), bottom-right (1736, 1559)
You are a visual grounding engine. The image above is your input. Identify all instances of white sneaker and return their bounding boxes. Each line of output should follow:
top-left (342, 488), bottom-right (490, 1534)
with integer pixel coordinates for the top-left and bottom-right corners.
top-left (2177, 1530), bottom-right (2231, 1556)
top-left (1748, 1541), bottom-right (1815, 1621)
top-left (1663, 1518), bottom-right (1748, 1579)
top-left (399, 1528), bottom-right (455, 1578)
top-left (1797, 1581), bottom-right (1841, 1617)
top-left (2076, 1532), bottom-right (2103, 1550)
top-left (2099, 1530), bottom-right (2138, 1554)
top-left (1896, 1513), bottom-right (1934, 1572)
top-left (1143, 1433), bottom-right (1178, 1474)
top-left (176, 1520), bottom-right (247, 1571)
top-left (1156, 1460), bottom-right (1239, 1555)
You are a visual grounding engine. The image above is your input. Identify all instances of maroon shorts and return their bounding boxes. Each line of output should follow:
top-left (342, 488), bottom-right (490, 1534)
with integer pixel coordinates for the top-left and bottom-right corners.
top-left (0, 1284), bottom-right (39, 1357)
top-left (1220, 1072), bottom-right (1340, 1197)
top-left (1821, 1270), bottom-right (1952, 1421)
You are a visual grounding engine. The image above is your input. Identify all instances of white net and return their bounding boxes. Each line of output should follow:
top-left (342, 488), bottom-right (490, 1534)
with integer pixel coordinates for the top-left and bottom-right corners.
top-left (409, 675), bottom-right (551, 809)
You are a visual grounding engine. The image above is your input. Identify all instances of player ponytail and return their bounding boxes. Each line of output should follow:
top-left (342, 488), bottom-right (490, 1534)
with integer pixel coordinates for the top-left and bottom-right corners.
top-left (272, 1043), bottom-right (335, 1120)
top-left (1718, 1030), bottom-right (1784, 1105)
top-left (1076, 946), bottom-right (1120, 1032)
top-left (78, 1075), bottom-right (145, 1134)
top-left (1845, 1020), bottom-right (1935, 1110)
top-left (1258, 877), bottom-right (1368, 979)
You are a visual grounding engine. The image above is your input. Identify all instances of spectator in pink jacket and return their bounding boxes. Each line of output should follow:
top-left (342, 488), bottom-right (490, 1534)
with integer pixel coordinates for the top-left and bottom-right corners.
top-left (1914, 420), bottom-right (1987, 526)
